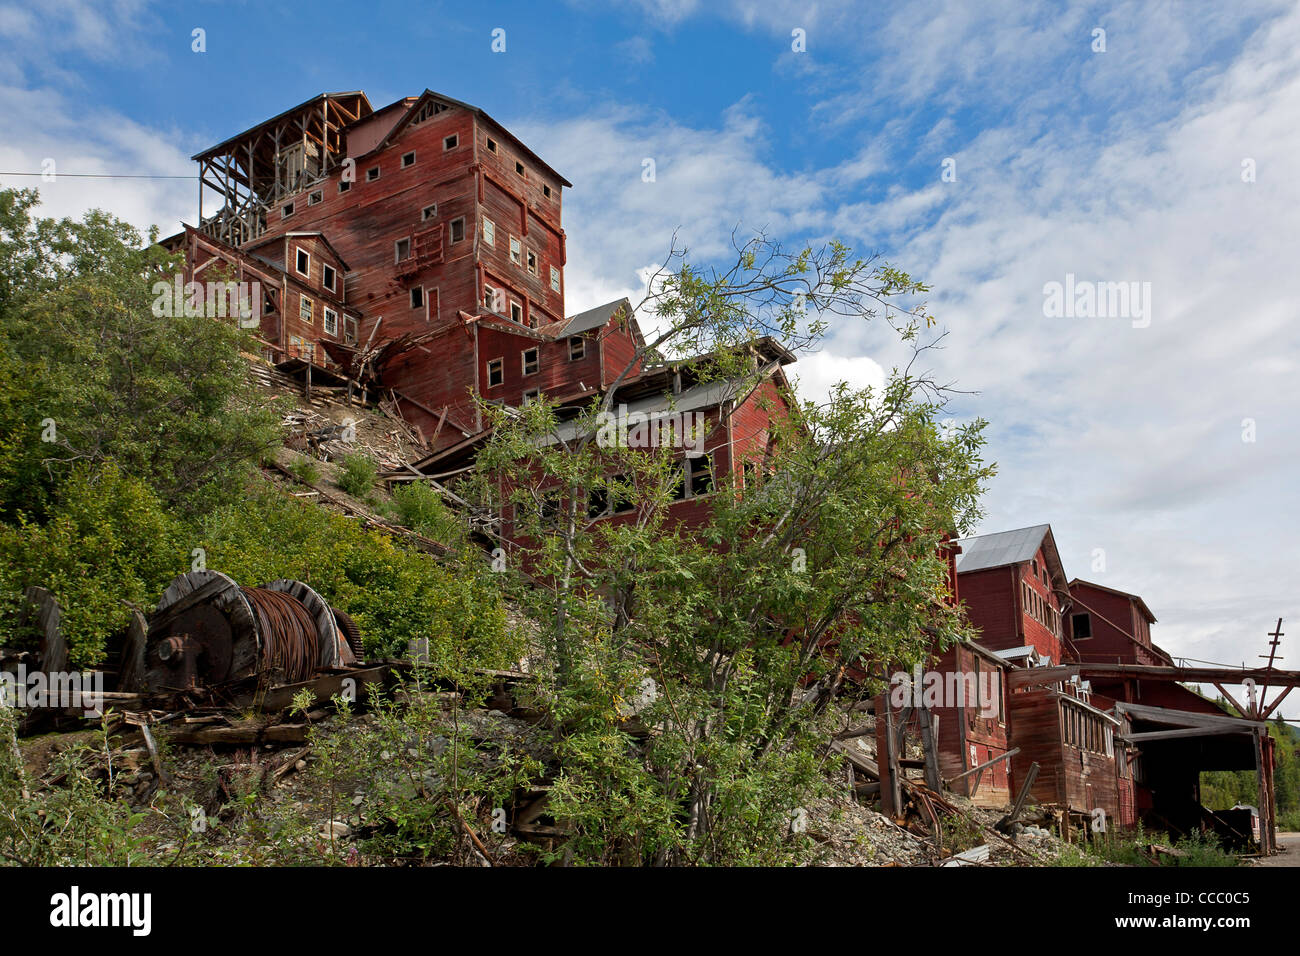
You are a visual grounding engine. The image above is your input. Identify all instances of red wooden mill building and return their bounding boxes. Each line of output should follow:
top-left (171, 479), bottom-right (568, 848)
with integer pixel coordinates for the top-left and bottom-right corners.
top-left (171, 88), bottom-right (797, 535)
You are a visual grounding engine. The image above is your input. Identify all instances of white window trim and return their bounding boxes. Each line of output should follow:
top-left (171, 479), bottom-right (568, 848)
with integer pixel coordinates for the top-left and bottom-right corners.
top-left (322, 264), bottom-right (336, 293)
top-left (522, 347), bottom-right (539, 376)
top-left (323, 307), bottom-right (338, 335)
top-left (395, 238), bottom-right (411, 263)
top-left (450, 216), bottom-right (466, 244)
top-left (411, 285), bottom-right (425, 311)
top-left (483, 217), bottom-right (495, 246)
top-left (366, 166), bottom-right (381, 182)
top-left (526, 251), bottom-right (538, 276)
top-left (550, 266), bottom-right (561, 292)
top-left (487, 357), bottom-right (504, 387)
top-left (295, 248), bottom-right (310, 277)
top-left (401, 151), bottom-right (416, 168)
top-left (509, 236), bottom-right (521, 266)
top-left (299, 294), bottom-right (313, 322)
top-left (444, 134), bottom-right (458, 151)
top-left (510, 300), bottom-right (524, 324)
top-left (422, 204), bottom-right (438, 222)
top-left (569, 336), bottom-right (585, 361)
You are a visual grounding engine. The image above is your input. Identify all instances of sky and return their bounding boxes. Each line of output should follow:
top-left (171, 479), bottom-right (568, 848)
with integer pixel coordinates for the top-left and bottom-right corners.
top-left (1, 0), bottom-right (1297, 717)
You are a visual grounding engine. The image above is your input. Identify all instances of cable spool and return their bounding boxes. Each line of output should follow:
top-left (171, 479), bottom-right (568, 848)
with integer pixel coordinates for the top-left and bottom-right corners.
top-left (140, 571), bottom-right (349, 697)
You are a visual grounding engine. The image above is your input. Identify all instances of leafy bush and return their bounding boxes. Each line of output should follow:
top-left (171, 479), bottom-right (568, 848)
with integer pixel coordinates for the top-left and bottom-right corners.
top-left (390, 481), bottom-right (466, 546)
top-left (289, 457), bottom-right (322, 485)
top-left (336, 453), bottom-right (377, 499)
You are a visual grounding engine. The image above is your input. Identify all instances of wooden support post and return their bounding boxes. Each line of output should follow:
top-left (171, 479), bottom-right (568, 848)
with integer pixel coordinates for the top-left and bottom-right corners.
top-left (884, 701), bottom-right (902, 815)
top-left (918, 708), bottom-right (941, 792)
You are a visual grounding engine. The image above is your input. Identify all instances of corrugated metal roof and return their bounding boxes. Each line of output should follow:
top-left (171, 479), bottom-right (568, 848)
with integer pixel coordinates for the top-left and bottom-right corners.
top-left (954, 524), bottom-right (1051, 573)
top-left (556, 299), bottom-right (627, 337)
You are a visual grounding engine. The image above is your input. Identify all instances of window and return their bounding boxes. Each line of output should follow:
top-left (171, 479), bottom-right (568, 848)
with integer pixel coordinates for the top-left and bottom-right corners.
top-left (688, 453), bottom-right (713, 497)
top-left (482, 217), bottom-right (495, 246)
top-left (550, 266), bottom-right (561, 292)
top-left (742, 460), bottom-right (758, 490)
top-left (569, 336), bottom-right (585, 361)
top-left (344, 316), bottom-right (358, 344)
top-left (322, 264), bottom-right (336, 292)
top-left (401, 151), bottom-right (416, 168)
top-left (308, 190), bottom-right (323, 205)
top-left (422, 204), bottom-right (438, 221)
top-left (366, 166), bottom-right (380, 182)
top-left (526, 251), bottom-right (538, 276)
top-left (483, 285), bottom-right (498, 311)
top-left (543, 184), bottom-right (552, 198)
top-left (299, 295), bottom-right (313, 321)
top-left (338, 179), bottom-right (351, 193)
top-left (323, 307), bottom-right (338, 335)
top-left (443, 134), bottom-right (458, 150)
top-left (450, 217), bottom-right (465, 243)
top-left (588, 486), bottom-right (609, 519)
top-left (1072, 613), bottom-right (1093, 640)
top-left (410, 286), bottom-right (424, 310)
top-left (509, 236), bottom-right (522, 265)
top-left (395, 238), bottom-right (411, 262)
top-left (522, 347), bottom-right (539, 375)
top-left (611, 476), bottom-right (636, 514)
top-left (295, 248), bottom-right (310, 276)
top-left (487, 358), bottom-right (503, 387)
top-left (522, 388), bottom-right (540, 405)
top-left (515, 161), bottom-right (525, 176)
top-left (486, 137), bottom-right (498, 153)
top-left (281, 202), bottom-right (295, 220)
top-left (510, 301), bottom-right (523, 324)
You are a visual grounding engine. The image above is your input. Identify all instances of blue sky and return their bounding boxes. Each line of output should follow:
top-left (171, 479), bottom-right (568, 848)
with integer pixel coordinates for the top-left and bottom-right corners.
top-left (2, 0), bottom-right (1298, 717)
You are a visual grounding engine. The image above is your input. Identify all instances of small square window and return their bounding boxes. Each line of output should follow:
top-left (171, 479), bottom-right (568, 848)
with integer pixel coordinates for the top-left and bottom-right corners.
top-left (526, 251), bottom-right (538, 276)
top-left (482, 217), bottom-right (495, 246)
top-left (509, 237), bottom-right (521, 266)
top-left (450, 217), bottom-right (465, 243)
top-left (295, 248), bottom-right (310, 276)
top-left (366, 166), bottom-right (380, 182)
top-left (550, 266), bottom-right (561, 292)
top-left (543, 184), bottom-right (552, 198)
top-left (323, 308), bottom-right (338, 335)
top-left (323, 264), bottom-right (336, 292)
top-left (522, 388), bottom-right (540, 405)
top-left (522, 347), bottom-right (539, 376)
top-left (410, 286), bottom-right (424, 309)
top-left (510, 301), bottom-right (523, 324)
top-left (515, 161), bottom-right (525, 176)
top-left (401, 151), bottom-right (416, 168)
top-left (338, 179), bottom-right (352, 193)
top-left (308, 190), bottom-right (323, 205)
top-left (422, 204), bottom-right (438, 221)
top-left (299, 295), bottom-right (313, 321)
top-left (444, 134), bottom-right (458, 150)
top-left (395, 238), bottom-right (411, 262)
top-left (569, 336), bottom-right (585, 361)
top-left (281, 202), bottom-right (295, 220)
top-left (487, 358), bottom-right (503, 387)
top-left (486, 137), bottom-right (497, 153)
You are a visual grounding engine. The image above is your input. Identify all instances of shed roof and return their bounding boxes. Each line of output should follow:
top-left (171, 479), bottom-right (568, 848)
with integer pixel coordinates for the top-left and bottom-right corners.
top-left (955, 524), bottom-right (1052, 573)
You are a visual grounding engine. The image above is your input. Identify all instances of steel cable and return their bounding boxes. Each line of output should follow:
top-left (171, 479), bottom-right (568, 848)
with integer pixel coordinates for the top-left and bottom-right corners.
top-left (241, 587), bottom-right (320, 684)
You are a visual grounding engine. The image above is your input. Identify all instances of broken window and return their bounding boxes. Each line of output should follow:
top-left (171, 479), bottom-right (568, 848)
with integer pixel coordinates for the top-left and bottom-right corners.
top-left (295, 248), bottom-right (310, 275)
top-left (410, 286), bottom-right (424, 310)
top-left (527, 251), bottom-right (538, 276)
top-left (281, 202), bottom-right (295, 220)
top-left (450, 217), bottom-right (465, 243)
top-left (487, 358), bottom-right (503, 387)
top-left (444, 134), bottom-right (458, 150)
top-left (515, 160), bottom-right (525, 176)
top-left (587, 486), bottom-right (609, 519)
top-left (688, 453), bottom-right (713, 497)
top-left (395, 238), bottom-right (411, 262)
top-left (322, 264), bottom-right (336, 292)
top-left (308, 190), bottom-right (323, 205)
top-left (569, 336), bottom-right (585, 361)
top-left (522, 388), bottom-right (540, 405)
top-left (522, 347), bottom-right (539, 376)
top-left (299, 295), bottom-right (313, 321)
top-left (338, 179), bottom-right (351, 193)
top-left (366, 166), bottom-right (380, 182)
top-left (401, 151), bottom-right (416, 168)
top-left (486, 137), bottom-right (498, 153)
top-left (543, 184), bottom-right (552, 198)
top-left (509, 236), bottom-right (522, 266)
top-left (510, 301), bottom-right (523, 324)
top-left (1072, 613), bottom-right (1092, 639)
top-left (344, 316), bottom-right (358, 344)
top-left (422, 204), bottom-right (438, 222)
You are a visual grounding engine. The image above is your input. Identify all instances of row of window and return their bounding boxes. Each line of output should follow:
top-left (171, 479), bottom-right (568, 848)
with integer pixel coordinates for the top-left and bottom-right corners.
top-left (1062, 704), bottom-right (1114, 757)
top-left (537, 455), bottom-right (716, 524)
top-left (484, 134), bottom-right (554, 198)
top-left (293, 247), bottom-right (339, 295)
top-left (1022, 580), bottom-right (1061, 637)
top-left (482, 217), bottom-right (562, 293)
top-left (484, 338), bottom-right (587, 388)
top-left (296, 294), bottom-right (355, 340)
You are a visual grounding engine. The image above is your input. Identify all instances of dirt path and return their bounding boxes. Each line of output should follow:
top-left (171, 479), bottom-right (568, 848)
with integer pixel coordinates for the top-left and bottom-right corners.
top-left (1254, 832), bottom-right (1300, 866)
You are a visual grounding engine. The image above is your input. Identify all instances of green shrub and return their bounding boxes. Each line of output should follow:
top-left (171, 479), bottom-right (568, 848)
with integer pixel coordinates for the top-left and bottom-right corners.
top-left (289, 457), bottom-right (322, 485)
top-left (336, 453), bottom-right (377, 498)
top-left (390, 481), bottom-right (466, 546)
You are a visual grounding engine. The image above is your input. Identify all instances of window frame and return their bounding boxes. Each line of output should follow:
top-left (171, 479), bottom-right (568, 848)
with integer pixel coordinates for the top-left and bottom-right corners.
top-left (422, 203), bottom-right (438, 222)
top-left (322, 307), bottom-right (338, 336)
top-left (569, 336), bottom-right (585, 361)
top-left (299, 294), bottom-right (313, 322)
top-left (295, 248), bottom-right (310, 277)
top-left (443, 134), bottom-right (458, 151)
top-left (482, 217), bottom-right (495, 246)
top-left (366, 165), bottom-right (381, 182)
top-left (486, 357), bottom-right (504, 388)
top-left (401, 150), bottom-right (416, 168)
top-left (521, 347), bottom-right (539, 376)
top-left (450, 217), bottom-right (465, 243)
top-left (394, 237), bottom-right (411, 263)
top-left (322, 264), bottom-right (337, 293)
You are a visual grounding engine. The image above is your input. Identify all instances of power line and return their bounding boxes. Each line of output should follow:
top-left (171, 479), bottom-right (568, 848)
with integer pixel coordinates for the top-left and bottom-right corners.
top-left (0, 171), bottom-right (196, 180)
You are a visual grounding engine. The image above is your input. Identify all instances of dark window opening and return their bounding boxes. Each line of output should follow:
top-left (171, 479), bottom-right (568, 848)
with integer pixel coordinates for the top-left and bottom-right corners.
top-left (1072, 613), bottom-right (1093, 640)
top-left (443, 134), bottom-right (458, 150)
top-left (295, 248), bottom-right (309, 275)
top-left (450, 217), bottom-right (465, 243)
top-left (338, 179), bottom-right (351, 193)
top-left (487, 137), bottom-right (498, 153)
top-left (569, 336), bottom-right (585, 361)
top-left (543, 184), bottom-right (552, 198)
top-left (487, 358), bottom-right (503, 387)
top-left (410, 287), bottom-right (424, 309)
top-left (401, 151), bottom-right (416, 168)
top-left (587, 487), bottom-right (608, 519)
top-left (422, 204), bottom-right (437, 221)
top-left (322, 264), bottom-right (336, 291)
top-left (688, 454), bottom-right (713, 497)
top-left (522, 347), bottom-right (539, 376)
top-left (515, 161), bottom-right (525, 176)
top-left (281, 202), bottom-right (295, 219)
top-left (366, 166), bottom-right (380, 182)
top-left (307, 190), bottom-right (322, 205)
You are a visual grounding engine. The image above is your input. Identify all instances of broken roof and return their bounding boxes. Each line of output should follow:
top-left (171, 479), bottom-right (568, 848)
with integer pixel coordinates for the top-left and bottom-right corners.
top-left (1069, 578), bottom-right (1157, 624)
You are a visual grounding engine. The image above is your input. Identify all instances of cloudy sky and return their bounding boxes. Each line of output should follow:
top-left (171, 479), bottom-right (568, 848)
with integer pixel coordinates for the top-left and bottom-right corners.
top-left (2, 0), bottom-right (1296, 716)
